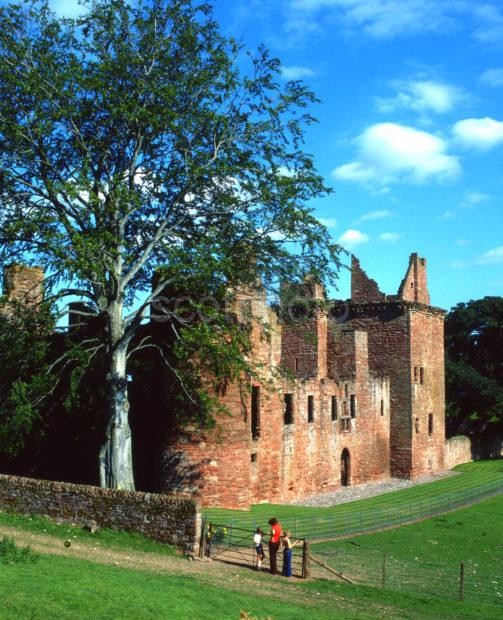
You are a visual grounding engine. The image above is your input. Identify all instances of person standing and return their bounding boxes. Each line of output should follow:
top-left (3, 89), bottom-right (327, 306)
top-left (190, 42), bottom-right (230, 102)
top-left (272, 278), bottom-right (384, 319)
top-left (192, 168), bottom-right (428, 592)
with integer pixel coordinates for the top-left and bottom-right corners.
top-left (253, 527), bottom-right (266, 570)
top-left (268, 517), bottom-right (282, 575)
top-left (281, 531), bottom-right (300, 578)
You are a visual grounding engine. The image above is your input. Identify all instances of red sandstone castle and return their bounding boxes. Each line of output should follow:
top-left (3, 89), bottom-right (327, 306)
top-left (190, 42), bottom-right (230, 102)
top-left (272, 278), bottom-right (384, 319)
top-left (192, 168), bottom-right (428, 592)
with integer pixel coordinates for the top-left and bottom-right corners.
top-left (161, 253), bottom-right (446, 508)
top-left (1, 254), bottom-right (446, 510)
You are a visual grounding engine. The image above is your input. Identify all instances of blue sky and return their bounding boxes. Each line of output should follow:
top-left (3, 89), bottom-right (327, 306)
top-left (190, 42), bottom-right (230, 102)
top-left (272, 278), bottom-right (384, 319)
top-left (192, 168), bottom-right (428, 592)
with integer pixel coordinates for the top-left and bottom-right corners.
top-left (12, 0), bottom-right (503, 310)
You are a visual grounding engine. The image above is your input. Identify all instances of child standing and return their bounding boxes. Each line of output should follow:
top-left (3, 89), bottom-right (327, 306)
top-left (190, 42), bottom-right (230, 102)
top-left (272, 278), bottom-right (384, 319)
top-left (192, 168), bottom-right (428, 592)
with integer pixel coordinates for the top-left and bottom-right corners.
top-left (281, 531), bottom-right (300, 578)
top-left (253, 527), bottom-right (266, 570)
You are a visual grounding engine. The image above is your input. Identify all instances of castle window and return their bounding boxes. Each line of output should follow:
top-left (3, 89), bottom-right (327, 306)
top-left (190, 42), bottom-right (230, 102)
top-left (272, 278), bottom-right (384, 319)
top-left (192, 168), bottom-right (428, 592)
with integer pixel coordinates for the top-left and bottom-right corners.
top-left (428, 413), bottom-right (434, 435)
top-left (414, 367), bottom-right (419, 383)
top-left (420, 367), bottom-right (425, 385)
top-left (307, 395), bottom-right (314, 423)
top-left (331, 396), bottom-right (338, 421)
top-left (251, 452), bottom-right (257, 463)
top-left (295, 357), bottom-right (299, 372)
top-left (284, 394), bottom-right (294, 425)
top-left (340, 418), bottom-right (351, 432)
top-left (345, 383), bottom-right (349, 398)
top-left (251, 386), bottom-right (260, 440)
top-left (350, 394), bottom-right (356, 418)
top-left (380, 399), bottom-right (385, 416)
top-left (415, 417), bottom-right (419, 434)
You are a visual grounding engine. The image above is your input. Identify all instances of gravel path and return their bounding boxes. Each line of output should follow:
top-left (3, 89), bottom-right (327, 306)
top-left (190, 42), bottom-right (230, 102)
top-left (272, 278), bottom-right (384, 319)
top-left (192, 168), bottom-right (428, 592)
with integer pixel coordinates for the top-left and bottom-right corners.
top-left (286, 470), bottom-right (460, 508)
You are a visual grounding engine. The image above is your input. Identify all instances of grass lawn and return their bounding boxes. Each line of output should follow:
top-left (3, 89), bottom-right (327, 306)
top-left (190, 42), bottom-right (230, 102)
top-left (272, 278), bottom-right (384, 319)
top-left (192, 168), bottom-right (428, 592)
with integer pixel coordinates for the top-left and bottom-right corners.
top-left (204, 460), bottom-right (503, 539)
top-left (0, 510), bottom-right (177, 556)
top-left (310, 494), bottom-right (503, 607)
top-left (0, 549), bottom-right (501, 619)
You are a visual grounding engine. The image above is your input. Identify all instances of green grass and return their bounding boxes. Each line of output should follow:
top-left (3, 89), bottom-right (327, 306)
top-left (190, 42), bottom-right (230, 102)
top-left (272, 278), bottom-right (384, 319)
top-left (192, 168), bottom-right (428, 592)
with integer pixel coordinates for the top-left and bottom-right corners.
top-left (204, 460), bottom-right (503, 539)
top-left (0, 510), bottom-right (177, 557)
top-left (310, 494), bottom-right (503, 607)
top-left (0, 549), bottom-right (500, 619)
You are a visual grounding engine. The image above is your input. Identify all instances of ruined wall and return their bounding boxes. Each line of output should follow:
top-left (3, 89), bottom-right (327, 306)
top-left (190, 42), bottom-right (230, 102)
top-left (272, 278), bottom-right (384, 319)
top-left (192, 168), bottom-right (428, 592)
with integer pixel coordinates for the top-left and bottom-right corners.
top-left (351, 255), bottom-right (386, 303)
top-left (330, 303), bottom-right (412, 477)
top-left (444, 435), bottom-right (473, 469)
top-left (2, 264), bottom-right (44, 305)
top-left (409, 309), bottom-right (446, 475)
top-left (0, 474), bottom-right (199, 550)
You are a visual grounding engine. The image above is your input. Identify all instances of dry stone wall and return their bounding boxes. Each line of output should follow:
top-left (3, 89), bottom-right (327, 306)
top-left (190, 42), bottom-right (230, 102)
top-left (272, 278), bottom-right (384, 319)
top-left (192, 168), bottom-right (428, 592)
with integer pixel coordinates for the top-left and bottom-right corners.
top-left (0, 474), bottom-right (200, 550)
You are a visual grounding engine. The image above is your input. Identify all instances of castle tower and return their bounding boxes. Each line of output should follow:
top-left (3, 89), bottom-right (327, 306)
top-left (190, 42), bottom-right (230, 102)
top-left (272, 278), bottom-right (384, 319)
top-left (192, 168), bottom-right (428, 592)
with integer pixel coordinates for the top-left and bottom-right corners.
top-left (331, 252), bottom-right (445, 478)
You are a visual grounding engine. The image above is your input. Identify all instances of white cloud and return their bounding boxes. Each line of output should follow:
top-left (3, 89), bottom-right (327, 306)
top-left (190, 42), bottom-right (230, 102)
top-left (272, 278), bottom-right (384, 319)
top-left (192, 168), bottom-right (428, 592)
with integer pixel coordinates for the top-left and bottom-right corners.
top-left (379, 232), bottom-right (400, 243)
top-left (357, 209), bottom-right (393, 222)
top-left (452, 245), bottom-right (503, 268)
top-left (456, 239), bottom-right (472, 246)
top-left (480, 67), bottom-right (503, 86)
top-left (288, 0), bottom-right (462, 39)
top-left (452, 117), bottom-right (503, 150)
top-left (472, 4), bottom-right (503, 44)
top-left (332, 122), bottom-right (460, 186)
top-left (459, 191), bottom-right (489, 208)
top-left (281, 65), bottom-right (316, 80)
top-left (377, 80), bottom-right (461, 114)
top-left (439, 210), bottom-right (456, 221)
top-left (338, 229), bottom-right (369, 247)
top-left (317, 217), bottom-right (338, 228)
top-left (476, 246), bottom-right (503, 265)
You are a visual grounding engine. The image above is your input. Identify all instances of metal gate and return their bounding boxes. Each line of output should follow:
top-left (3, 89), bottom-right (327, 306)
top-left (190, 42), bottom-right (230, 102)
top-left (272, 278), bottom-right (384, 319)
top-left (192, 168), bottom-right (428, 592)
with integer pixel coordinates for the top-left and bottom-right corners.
top-left (199, 520), bottom-right (308, 578)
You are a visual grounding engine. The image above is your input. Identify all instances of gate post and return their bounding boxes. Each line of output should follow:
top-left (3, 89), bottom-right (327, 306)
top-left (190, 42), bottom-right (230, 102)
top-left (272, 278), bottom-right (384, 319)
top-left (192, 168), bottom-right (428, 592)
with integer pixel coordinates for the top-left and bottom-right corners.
top-left (302, 541), bottom-right (310, 579)
top-left (199, 517), bottom-right (207, 559)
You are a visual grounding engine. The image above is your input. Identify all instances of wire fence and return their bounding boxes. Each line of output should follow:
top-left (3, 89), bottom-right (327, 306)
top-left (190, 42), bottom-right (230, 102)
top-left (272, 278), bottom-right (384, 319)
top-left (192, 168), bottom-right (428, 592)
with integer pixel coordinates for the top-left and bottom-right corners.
top-left (315, 547), bottom-right (503, 607)
top-left (215, 477), bottom-right (503, 542)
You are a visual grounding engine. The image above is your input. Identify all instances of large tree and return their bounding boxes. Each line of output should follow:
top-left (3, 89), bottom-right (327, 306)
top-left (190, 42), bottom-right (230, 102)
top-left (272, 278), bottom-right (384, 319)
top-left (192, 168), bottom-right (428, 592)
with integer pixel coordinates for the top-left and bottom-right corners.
top-left (445, 296), bottom-right (503, 435)
top-left (0, 0), bottom-right (340, 490)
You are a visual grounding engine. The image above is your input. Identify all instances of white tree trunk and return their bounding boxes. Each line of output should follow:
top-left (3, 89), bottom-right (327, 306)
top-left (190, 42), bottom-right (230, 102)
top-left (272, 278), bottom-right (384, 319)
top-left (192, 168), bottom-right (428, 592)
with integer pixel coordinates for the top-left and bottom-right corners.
top-left (99, 345), bottom-right (135, 490)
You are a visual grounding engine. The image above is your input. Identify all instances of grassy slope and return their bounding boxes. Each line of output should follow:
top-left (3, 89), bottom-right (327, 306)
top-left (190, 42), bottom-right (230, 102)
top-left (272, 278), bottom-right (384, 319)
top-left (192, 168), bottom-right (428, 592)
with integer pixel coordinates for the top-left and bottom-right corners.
top-left (311, 493), bottom-right (503, 572)
top-left (204, 460), bottom-right (503, 531)
top-left (0, 552), bottom-right (500, 620)
top-left (0, 510), bottom-right (177, 556)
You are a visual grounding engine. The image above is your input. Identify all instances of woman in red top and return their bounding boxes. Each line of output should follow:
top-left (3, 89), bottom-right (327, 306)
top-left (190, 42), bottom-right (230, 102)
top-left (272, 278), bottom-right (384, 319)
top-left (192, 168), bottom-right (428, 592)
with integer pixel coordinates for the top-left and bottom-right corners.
top-left (268, 517), bottom-right (282, 575)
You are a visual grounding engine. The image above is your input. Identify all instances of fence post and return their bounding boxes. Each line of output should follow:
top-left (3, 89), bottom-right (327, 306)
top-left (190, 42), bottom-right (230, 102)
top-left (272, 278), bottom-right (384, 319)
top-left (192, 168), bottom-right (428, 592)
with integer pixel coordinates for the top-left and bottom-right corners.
top-left (381, 552), bottom-right (387, 589)
top-left (330, 514), bottom-right (334, 538)
top-left (302, 541), bottom-right (310, 579)
top-left (359, 512), bottom-right (363, 533)
top-left (419, 499), bottom-right (423, 519)
top-left (459, 561), bottom-right (465, 601)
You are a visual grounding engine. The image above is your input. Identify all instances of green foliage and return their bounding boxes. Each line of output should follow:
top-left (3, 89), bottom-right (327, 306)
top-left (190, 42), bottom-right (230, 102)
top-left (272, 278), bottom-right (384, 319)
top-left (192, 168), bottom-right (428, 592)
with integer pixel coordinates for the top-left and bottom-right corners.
top-left (445, 296), bottom-right (503, 433)
top-left (0, 302), bottom-right (55, 455)
top-left (0, 0), bottom-right (341, 454)
top-left (0, 536), bottom-right (39, 564)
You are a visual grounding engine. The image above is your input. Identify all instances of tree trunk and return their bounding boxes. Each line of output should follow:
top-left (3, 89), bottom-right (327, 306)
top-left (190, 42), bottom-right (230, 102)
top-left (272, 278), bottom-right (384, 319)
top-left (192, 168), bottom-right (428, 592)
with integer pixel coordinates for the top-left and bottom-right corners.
top-left (99, 345), bottom-right (135, 490)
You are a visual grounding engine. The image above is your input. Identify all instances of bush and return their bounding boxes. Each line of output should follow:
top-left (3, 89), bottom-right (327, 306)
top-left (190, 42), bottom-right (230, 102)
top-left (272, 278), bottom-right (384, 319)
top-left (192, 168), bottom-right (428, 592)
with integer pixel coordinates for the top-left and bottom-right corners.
top-left (0, 536), bottom-right (39, 564)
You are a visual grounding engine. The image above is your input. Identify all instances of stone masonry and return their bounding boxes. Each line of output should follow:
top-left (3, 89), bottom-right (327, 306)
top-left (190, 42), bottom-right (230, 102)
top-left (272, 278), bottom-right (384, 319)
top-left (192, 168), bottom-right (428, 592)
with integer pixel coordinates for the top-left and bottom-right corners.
top-left (161, 253), bottom-right (447, 509)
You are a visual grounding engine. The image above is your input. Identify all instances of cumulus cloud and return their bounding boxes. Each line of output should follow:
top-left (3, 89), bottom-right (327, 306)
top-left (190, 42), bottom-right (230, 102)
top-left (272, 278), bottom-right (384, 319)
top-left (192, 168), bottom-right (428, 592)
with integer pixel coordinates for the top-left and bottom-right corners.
top-left (377, 80), bottom-right (462, 114)
top-left (480, 67), bottom-right (503, 87)
top-left (332, 122), bottom-right (460, 186)
top-left (476, 246), bottom-right (503, 265)
top-left (280, 65), bottom-right (316, 80)
top-left (379, 232), bottom-right (400, 243)
top-left (452, 117), bottom-right (503, 150)
top-left (338, 229), bottom-right (369, 247)
top-left (452, 245), bottom-right (503, 268)
top-left (357, 209), bottom-right (393, 222)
